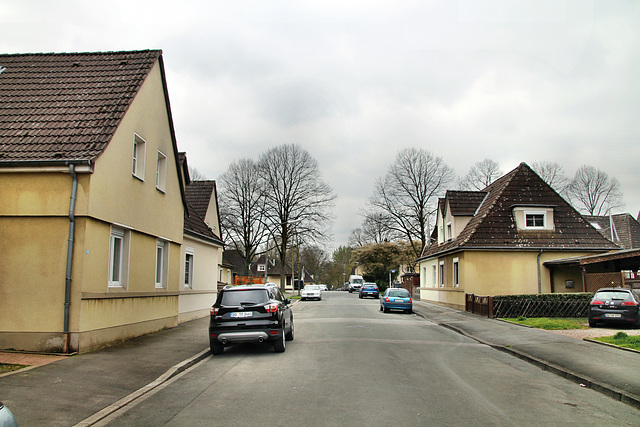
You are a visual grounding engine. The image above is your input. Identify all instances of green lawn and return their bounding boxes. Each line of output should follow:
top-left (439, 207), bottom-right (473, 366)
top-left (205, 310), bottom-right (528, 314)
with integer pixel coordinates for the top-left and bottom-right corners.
top-left (592, 332), bottom-right (640, 351)
top-left (502, 317), bottom-right (589, 330)
top-left (0, 362), bottom-right (27, 373)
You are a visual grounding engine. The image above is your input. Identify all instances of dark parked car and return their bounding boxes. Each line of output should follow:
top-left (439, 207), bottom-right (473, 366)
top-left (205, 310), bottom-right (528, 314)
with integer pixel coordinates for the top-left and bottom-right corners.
top-left (209, 285), bottom-right (294, 355)
top-left (359, 282), bottom-right (379, 299)
top-left (589, 288), bottom-right (640, 328)
top-left (380, 287), bottom-right (412, 313)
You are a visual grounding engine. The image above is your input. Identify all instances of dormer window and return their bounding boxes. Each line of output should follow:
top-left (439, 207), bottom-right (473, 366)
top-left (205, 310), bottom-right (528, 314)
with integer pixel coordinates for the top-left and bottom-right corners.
top-left (258, 264), bottom-right (266, 272)
top-left (526, 213), bottom-right (545, 228)
top-left (513, 206), bottom-right (555, 231)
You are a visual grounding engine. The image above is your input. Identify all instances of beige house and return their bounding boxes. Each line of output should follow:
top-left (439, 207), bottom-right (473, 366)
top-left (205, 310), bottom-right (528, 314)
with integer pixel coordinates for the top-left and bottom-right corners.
top-left (417, 163), bottom-right (619, 310)
top-left (0, 50), bottom-right (187, 353)
top-left (180, 174), bottom-right (228, 323)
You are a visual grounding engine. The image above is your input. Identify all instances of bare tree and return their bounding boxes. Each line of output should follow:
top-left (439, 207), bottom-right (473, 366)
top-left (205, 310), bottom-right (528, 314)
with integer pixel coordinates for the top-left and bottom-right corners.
top-left (218, 158), bottom-right (268, 274)
top-left (531, 161), bottom-right (570, 196)
top-left (258, 144), bottom-right (336, 291)
top-left (567, 165), bottom-right (624, 216)
top-left (367, 148), bottom-right (455, 262)
top-left (349, 212), bottom-right (401, 246)
top-left (188, 166), bottom-right (207, 181)
top-left (458, 158), bottom-right (502, 191)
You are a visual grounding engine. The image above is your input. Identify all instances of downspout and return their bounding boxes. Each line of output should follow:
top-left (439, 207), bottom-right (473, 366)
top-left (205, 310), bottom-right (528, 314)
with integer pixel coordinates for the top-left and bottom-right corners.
top-left (537, 249), bottom-right (543, 294)
top-left (63, 164), bottom-right (78, 354)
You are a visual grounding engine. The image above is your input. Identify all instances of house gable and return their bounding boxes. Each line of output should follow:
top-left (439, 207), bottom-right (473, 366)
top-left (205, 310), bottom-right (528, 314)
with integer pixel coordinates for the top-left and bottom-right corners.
top-left (421, 162), bottom-right (619, 259)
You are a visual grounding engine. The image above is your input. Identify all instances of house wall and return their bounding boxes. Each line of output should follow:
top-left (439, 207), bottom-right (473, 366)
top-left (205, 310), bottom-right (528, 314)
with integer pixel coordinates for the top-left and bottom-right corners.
top-left (0, 61), bottom-right (186, 353)
top-left (178, 235), bottom-right (220, 323)
top-left (419, 250), bottom-right (593, 310)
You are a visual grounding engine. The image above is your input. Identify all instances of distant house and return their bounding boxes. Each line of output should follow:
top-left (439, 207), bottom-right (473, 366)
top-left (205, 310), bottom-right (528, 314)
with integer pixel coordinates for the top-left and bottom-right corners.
top-left (583, 213), bottom-right (640, 250)
top-left (0, 50), bottom-right (187, 353)
top-left (179, 160), bottom-right (227, 322)
top-left (417, 163), bottom-right (618, 310)
top-left (235, 254), bottom-right (314, 290)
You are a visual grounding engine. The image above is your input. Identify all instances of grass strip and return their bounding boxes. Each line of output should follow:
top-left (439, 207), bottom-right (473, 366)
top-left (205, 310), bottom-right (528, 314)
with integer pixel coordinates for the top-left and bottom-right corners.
top-left (592, 332), bottom-right (640, 351)
top-left (0, 362), bottom-right (28, 373)
top-left (502, 317), bottom-right (589, 330)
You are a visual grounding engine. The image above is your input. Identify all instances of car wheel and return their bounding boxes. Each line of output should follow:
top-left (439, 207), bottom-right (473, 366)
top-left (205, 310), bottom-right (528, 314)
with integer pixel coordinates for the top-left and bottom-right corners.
top-left (210, 341), bottom-right (224, 355)
top-left (379, 305), bottom-right (383, 311)
top-left (273, 329), bottom-right (286, 353)
top-left (285, 319), bottom-right (295, 341)
top-left (359, 295), bottom-right (362, 299)
top-left (588, 320), bottom-right (596, 328)
top-left (405, 309), bottom-right (412, 314)
top-left (383, 306), bottom-right (389, 313)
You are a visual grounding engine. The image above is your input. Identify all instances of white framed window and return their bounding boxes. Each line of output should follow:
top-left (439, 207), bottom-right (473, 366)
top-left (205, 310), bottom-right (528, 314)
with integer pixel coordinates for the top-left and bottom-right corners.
top-left (439, 261), bottom-right (445, 287)
top-left (525, 213), bottom-right (545, 228)
top-left (132, 133), bottom-right (146, 180)
top-left (258, 264), bottom-right (266, 272)
top-left (155, 239), bottom-right (169, 289)
top-left (513, 207), bottom-right (554, 231)
top-left (432, 265), bottom-right (437, 287)
top-left (156, 150), bottom-right (167, 192)
top-left (109, 226), bottom-right (129, 288)
top-left (184, 247), bottom-right (194, 288)
top-left (453, 257), bottom-right (459, 288)
top-left (446, 222), bottom-right (452, 241)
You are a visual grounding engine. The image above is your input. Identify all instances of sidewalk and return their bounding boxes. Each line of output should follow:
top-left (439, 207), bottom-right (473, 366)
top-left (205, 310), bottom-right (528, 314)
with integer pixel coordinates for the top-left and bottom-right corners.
top-left (412, 299), bottom-right (640, 409)
top-left (0, 317), bottom-right (211, 426)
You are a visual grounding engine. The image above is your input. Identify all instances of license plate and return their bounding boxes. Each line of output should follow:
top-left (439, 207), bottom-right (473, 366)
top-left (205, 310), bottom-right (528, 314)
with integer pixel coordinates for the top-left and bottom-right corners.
top-left (605, 313), bottom-right (622, 318)
top-left (231, 312), bottom-right (253, 318)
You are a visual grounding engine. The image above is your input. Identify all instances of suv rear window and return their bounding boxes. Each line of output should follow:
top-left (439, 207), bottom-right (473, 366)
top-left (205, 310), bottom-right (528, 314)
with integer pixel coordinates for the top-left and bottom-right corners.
top-left (220, 289), bottom-right (270, 306)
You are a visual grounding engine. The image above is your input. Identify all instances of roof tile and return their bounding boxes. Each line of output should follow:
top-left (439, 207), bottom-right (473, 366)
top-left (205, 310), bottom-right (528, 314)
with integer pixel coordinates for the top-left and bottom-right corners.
top-left (0, 50), bottom-right (161, 164)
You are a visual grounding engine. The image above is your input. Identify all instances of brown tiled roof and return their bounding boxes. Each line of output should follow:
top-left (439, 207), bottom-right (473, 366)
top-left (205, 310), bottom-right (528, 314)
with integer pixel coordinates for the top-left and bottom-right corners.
top-left (0, 50), bottom-right (161, 164)
top-left (584, 213), bottom-right (640, 249)
top-left (421, 163), bottom-right (619, 258)
top-left (446, 190), bottom-right (487, 216)
top-left (184, 180), bottom-right (224, 243)
top-left (184, 200), bottom-right (223, 245)
top-left (185, 180), bottom-right (215, 219)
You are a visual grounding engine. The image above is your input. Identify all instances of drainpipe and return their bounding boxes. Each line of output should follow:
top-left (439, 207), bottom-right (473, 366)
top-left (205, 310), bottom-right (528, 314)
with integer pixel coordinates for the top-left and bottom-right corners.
top-left (537, 249), bottom-right (543, 294)
top-left (63, 164), bottom-right (78, 354)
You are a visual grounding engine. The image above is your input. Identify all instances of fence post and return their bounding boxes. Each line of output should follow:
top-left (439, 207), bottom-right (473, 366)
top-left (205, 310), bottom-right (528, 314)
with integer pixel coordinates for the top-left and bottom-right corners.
top-left (488, 296), bottom-right (494, 318)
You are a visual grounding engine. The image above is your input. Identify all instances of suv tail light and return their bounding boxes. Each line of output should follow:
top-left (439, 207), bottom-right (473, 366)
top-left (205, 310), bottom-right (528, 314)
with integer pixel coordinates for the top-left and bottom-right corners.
top-left (621, 301), bottom-right (638, 306)
top-left (210, 307), bottom-right (219, 315)
top-left (590, 300), bottom-right (604, 305)
top-left (265, 303), bottom-right (278, 313)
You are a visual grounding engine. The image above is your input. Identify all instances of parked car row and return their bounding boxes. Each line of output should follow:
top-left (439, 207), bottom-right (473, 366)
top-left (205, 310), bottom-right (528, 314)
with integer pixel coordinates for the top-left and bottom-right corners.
top-left (351, 281), bottom-right (413, 314)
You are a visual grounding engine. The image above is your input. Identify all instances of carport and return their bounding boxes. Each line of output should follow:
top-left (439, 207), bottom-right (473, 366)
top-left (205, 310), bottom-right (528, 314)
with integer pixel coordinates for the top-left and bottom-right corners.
top-left (544, 248), bottom-right (640, 293)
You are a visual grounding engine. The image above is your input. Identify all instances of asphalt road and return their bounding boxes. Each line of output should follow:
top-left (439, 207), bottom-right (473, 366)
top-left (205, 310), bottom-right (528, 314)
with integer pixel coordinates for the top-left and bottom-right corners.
top-left (97, 292), bottom-right (640, 426)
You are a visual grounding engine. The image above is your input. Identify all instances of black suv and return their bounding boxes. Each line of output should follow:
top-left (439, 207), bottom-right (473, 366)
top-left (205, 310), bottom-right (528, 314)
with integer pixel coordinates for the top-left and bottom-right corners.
top-left (209, 285), bottom-right (294, 355)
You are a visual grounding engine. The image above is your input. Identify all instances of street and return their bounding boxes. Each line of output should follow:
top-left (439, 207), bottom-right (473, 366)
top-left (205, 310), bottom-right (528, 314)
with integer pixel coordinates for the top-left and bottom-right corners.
top-left (96, 291), bottom-right (639, 426)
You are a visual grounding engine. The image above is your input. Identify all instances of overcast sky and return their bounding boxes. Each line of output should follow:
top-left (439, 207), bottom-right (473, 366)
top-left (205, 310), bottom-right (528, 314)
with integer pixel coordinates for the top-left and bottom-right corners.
top-left (2, 0), bottom-right (638, 251)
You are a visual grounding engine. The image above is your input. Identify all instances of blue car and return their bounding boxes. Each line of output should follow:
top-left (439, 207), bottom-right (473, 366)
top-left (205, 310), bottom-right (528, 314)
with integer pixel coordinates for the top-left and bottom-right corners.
top-left (380, 288), bottom-right (412, 313)
top-left (359, 282), bottom-right (379, 299)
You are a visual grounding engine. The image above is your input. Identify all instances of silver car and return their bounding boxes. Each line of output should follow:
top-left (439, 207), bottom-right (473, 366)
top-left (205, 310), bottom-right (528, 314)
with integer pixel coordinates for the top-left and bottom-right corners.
top-left (0, 402), bottom-right (18, 427)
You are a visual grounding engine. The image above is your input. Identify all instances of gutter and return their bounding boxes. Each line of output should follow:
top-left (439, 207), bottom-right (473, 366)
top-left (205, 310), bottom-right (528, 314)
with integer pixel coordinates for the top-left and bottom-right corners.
top-left (537, 249), bottom-right (543, 294)
top-left (63, 164), bottom-right (78, 354)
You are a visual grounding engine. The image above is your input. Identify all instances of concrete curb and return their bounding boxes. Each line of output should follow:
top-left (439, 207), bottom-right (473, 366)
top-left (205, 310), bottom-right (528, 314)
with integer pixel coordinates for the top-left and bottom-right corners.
top-left (73, 348), bottom-right (211, 427)
top-left (436, 321), bottom-right (640, 410)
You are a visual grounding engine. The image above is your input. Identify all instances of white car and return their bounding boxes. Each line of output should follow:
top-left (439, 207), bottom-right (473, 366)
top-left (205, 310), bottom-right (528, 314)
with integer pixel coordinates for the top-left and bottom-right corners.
top-left (318, 284), bottom-right (328, 291)
top-left (301, 284), bottom-right (322, 301)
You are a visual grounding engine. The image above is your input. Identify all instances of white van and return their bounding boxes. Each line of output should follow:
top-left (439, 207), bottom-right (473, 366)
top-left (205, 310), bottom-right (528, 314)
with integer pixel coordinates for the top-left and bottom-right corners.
top-left (348, 275), bottom-right (364, 293)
